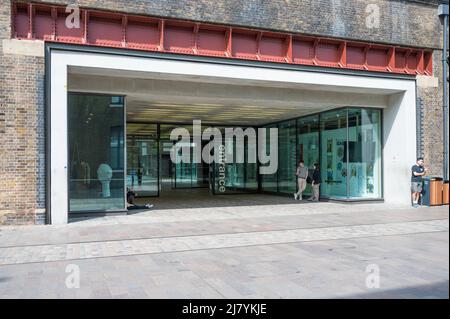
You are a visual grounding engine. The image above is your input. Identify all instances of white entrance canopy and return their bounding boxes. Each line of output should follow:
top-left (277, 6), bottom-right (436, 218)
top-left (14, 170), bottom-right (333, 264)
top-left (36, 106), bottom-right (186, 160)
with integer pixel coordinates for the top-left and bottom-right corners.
top-left (68, 66), bottom-right (395, 126)
top-left (49, 47), bottom-right (416, 224)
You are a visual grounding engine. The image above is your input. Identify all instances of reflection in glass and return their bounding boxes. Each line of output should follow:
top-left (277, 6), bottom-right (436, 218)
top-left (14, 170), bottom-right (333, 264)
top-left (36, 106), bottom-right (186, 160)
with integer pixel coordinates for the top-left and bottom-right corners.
top-left (68, 94), bottom-right (125, 212)
top-left (175, 142), bottom-right (195, 188)
top-left (297, 115), bottom-right (320, 196)
top-left (126, 123), bottom-right (158, 196)
top-left (320, 109), bottom-right (348, 199)
top-left (213, 129), bottom-right (258, 194)
top-left (278, 120), bottom-right (297, 194)
top-left (160, 124), bottom-right (209, 189)
top-left (347, 108), bottom-right (382, 198)
top-left (261, 125), bottom-right (278, 192)
top-left (245, 137), bottom-right (258, 190)
top-left (159, 139), bottom-right (175, 191)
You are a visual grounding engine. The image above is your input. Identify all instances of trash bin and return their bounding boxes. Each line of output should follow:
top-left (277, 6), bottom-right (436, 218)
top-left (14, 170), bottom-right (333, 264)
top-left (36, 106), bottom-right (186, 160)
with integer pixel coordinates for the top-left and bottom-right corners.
top-left (443, 181), bottom-right (449, 205)
top-left (421, 177), bottom-right (443, 206)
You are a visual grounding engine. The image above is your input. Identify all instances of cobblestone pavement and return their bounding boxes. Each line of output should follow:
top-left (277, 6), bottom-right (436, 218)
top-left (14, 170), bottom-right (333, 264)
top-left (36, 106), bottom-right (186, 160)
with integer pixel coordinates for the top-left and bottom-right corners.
top-left (0, 197), bottom-right (448, 299)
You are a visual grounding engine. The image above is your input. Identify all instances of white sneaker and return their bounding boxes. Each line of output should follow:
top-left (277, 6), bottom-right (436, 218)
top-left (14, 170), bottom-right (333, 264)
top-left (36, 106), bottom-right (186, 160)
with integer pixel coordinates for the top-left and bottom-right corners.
top-left (294, 194), bottom-right (298, 200)
top-left (299, 195), bottom-right (303, 201)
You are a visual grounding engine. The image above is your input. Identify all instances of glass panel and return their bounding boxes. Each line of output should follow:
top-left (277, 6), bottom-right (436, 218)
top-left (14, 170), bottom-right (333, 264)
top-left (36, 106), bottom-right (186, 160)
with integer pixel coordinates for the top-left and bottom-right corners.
top-left (278, 120), bottom-right (297, 194)
top-left (192, 163), bottom-right (206, 187)
top-left (213, 127), bottom-right (258, 194)
top-left (160, 124), bottom-right (208, 189)
top-left (261, 125), bottom-right (278, 192)
top-left (297, 115), bottom-right (320, 196)
top-left (245, 137), bottom-right (258, 190)
top-left (159, 139), bottom-right (175, 191)
top-left (229, 137), bottom-right (245, 189)
top-left (216, 134), bottom-right (242, 193)
top-left (320, 109), bottom-right (348, 199)
top-left (347, 108), bottom-right (382, 198)
top-left (224, 136), bottom-right (235, 190)
top-left (192, 139), bottom-right (209, 188)
top-left (126, 123), bottom-right (158, 197)
top-left (174, 141), bottom-right (194, 188)
top-left (213, 129), bottom-right (228, 194)
top-left (68, 94), bottom-right (125, 212)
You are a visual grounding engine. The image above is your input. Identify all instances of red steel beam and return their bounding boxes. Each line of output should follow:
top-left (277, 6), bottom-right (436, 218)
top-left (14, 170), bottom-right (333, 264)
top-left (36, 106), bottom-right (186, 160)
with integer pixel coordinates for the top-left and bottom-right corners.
top-left (82, 10), bottom-right (88, 44)
top-left (50, 6), bottom-right (56, 41)
top-left (338, 42), bottom-right (346, 68)
top-left (27, 3), bottom-right (32, 39)
top-left (285, 35), bottom-right (293, 63)
top-left (192, 23), bottom-right (199, 54)
top-left (225, 28), bottom-right (232, 57)
top-left (121, 15), bottom-right (127, 48)
top-left (11, 1), bottom-right (433, 75)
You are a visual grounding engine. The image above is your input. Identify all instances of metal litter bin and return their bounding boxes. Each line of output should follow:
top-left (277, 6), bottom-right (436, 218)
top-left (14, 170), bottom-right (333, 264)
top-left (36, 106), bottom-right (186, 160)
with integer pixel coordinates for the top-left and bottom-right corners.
top-left (443, 181), bottom-right (449, 205)
top-left (421, 177), bottom-right (443, 206)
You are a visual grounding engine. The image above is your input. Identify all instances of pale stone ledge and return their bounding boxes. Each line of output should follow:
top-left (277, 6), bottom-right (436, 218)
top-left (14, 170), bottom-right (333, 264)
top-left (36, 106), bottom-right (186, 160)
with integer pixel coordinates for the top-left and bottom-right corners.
top-left (2, 39), bottom-right (45, 57)
top-left (417, 75), bottom-right (439, 88)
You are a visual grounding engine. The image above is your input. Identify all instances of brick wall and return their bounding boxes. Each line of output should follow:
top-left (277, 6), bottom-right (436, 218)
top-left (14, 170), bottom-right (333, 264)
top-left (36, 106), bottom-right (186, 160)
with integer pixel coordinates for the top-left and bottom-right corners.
top-left (419, 49), bottom-right (445, 177)
top-left (0, 0), bottom-right (46, 224)
top-left (0, 0), bottom-right (446, 224)
top-left (38, 0), bottom-right (443, 48)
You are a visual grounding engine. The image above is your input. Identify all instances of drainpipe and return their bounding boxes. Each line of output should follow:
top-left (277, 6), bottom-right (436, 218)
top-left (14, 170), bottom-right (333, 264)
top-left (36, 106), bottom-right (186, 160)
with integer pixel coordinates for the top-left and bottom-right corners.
top-left (438, 3), bottom-right (449, 180)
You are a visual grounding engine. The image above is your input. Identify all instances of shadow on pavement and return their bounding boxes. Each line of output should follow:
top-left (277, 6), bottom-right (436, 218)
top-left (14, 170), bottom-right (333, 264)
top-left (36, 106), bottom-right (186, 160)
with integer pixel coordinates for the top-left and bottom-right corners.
top-left (341, 280), bottom-right (449, 299)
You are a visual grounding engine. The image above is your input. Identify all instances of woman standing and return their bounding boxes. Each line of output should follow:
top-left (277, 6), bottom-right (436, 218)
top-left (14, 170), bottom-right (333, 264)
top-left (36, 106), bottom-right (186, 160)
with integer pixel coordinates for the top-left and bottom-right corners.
top-left (308, 163), bottom-right (321, 202)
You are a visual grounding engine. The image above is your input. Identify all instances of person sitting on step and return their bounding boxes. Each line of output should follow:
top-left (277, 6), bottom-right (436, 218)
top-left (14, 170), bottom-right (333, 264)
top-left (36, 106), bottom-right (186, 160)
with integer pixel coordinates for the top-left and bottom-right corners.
top-left (126, 187), bottom-right (154, 210)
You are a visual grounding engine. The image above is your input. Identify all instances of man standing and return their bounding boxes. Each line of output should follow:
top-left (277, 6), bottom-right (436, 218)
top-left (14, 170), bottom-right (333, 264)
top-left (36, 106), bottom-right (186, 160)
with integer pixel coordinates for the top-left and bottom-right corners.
top-left (411, 157), bottom-right (427, 208)
top-left (294, 160), bottom-right (309, 200)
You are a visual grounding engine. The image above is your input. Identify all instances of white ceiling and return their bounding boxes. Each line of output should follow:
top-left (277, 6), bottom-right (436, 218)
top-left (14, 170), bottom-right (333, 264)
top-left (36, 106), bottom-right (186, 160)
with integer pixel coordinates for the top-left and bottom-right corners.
top-left (68, 66), bottom-right (395, 126)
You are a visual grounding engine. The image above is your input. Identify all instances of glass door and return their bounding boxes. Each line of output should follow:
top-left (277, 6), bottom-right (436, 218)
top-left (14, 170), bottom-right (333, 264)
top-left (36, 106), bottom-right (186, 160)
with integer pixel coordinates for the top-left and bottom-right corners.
top-left (173, 141), bottom-right (209, 188)
top-left (159, 140), bottom-right (175, 191)
top-left (212, 130), bottom-right (258, 194)
top-left (126, 136), bottom-right (159, 197)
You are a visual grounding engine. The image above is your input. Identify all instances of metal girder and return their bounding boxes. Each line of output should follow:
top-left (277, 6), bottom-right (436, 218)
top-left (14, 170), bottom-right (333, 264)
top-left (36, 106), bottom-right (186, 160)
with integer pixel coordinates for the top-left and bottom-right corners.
top-left (12, 1), bottom-right (433, 75)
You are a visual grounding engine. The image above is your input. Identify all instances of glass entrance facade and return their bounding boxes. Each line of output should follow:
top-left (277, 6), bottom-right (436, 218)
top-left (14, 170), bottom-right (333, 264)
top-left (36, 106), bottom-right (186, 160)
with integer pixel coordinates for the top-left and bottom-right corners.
top-left (68, 92), bottom-right (383, 214)
top-left (262, 107), bottom-right (383, 200)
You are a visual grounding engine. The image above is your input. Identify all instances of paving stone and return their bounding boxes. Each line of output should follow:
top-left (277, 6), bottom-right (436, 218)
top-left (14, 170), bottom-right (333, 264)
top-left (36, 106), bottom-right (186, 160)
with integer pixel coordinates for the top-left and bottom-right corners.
top-left (0, 204), bottom-right (448, 298)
